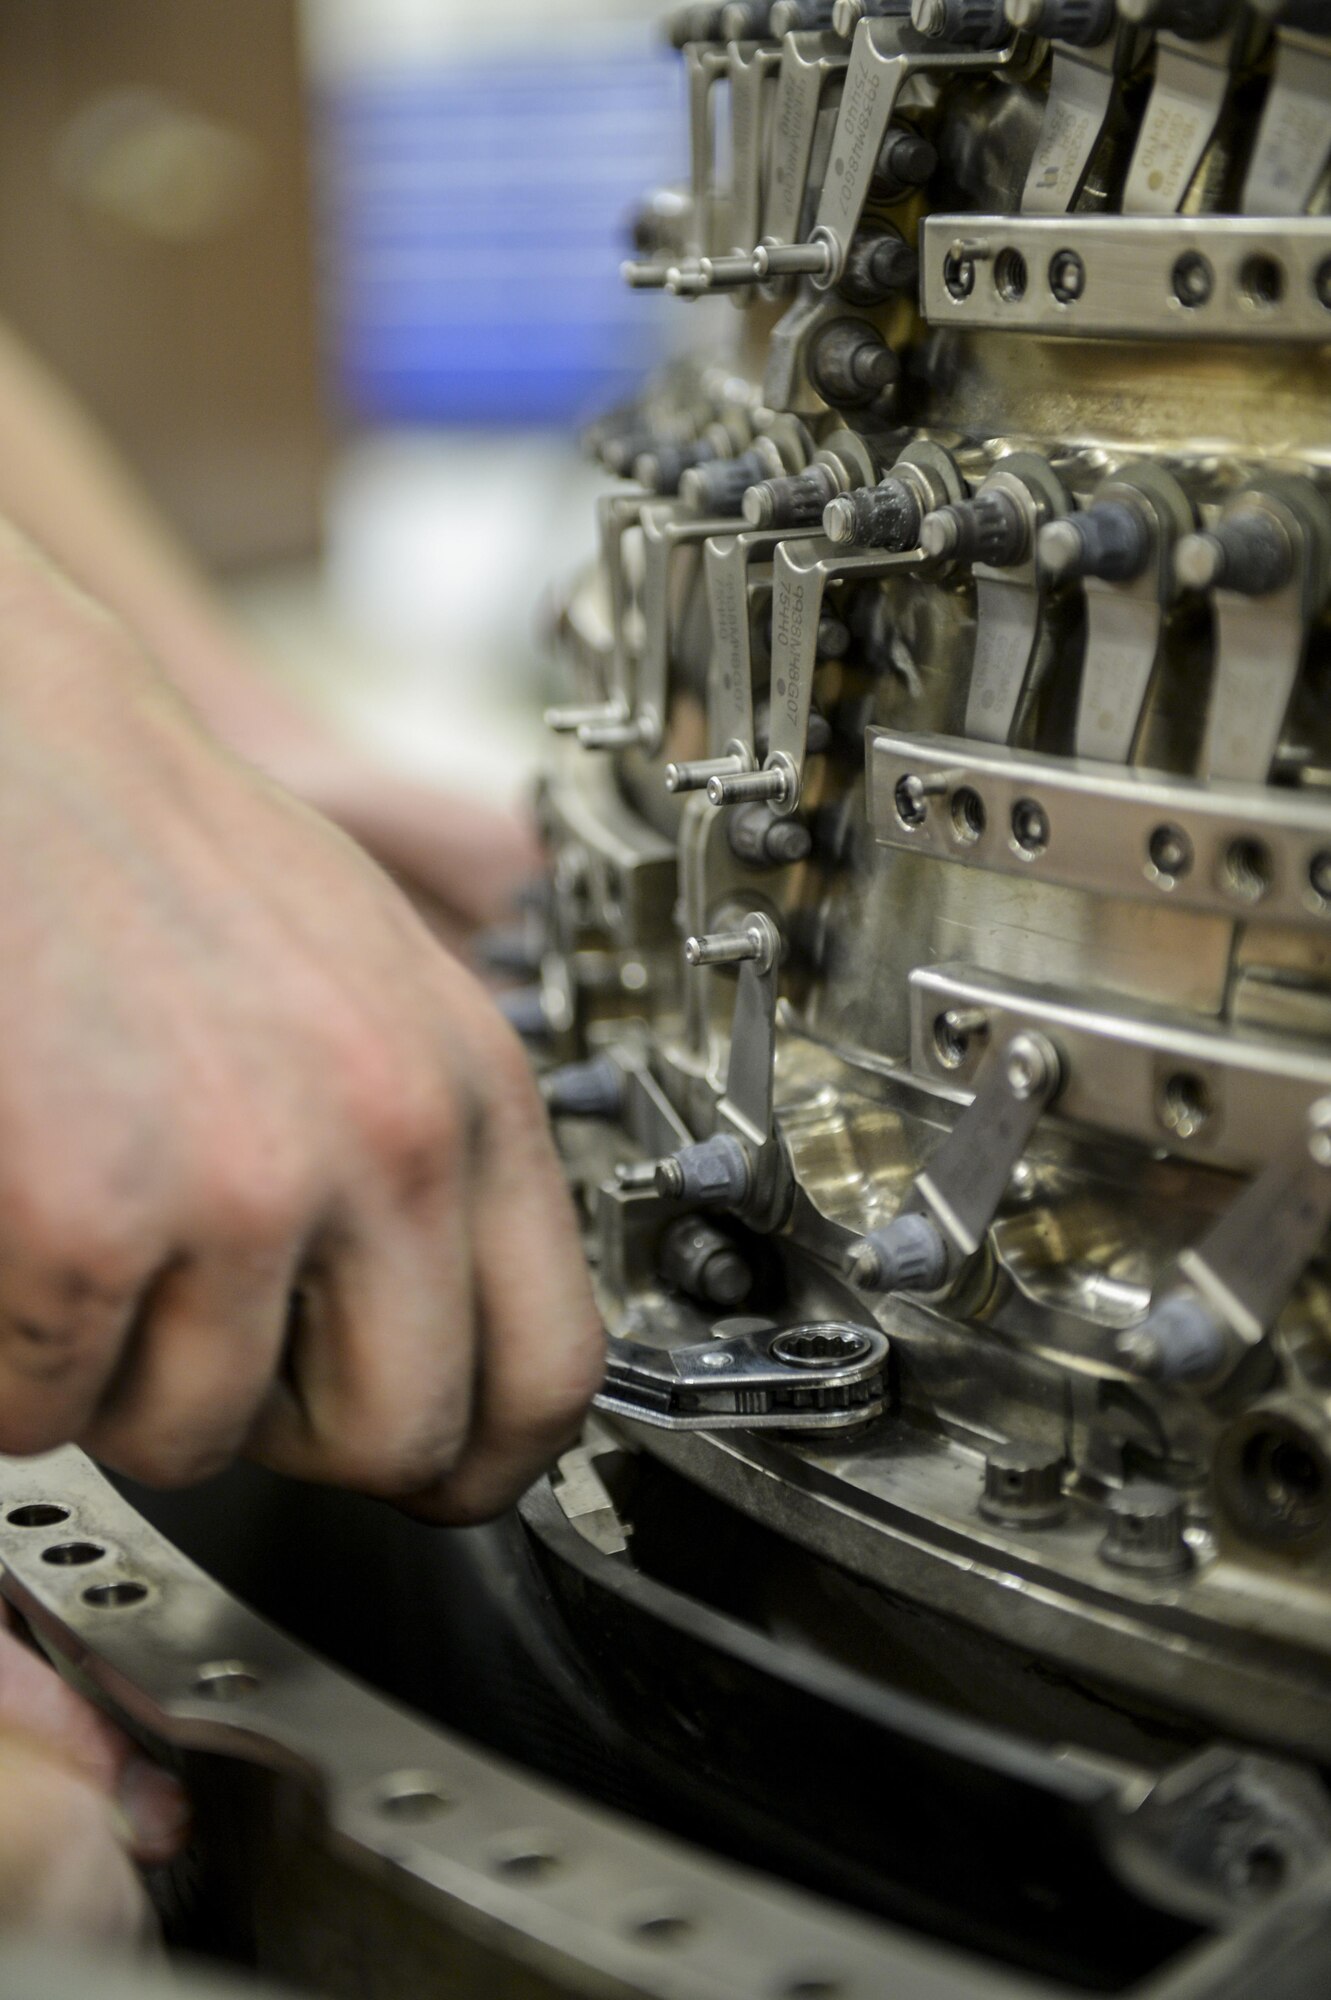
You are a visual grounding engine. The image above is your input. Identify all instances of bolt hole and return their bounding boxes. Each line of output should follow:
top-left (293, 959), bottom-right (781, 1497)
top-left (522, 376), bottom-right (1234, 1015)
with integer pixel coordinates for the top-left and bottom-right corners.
top-left (1157, 1071), bottom-right (1212, 1142)
top-left (1223, 837), bottom-right (1272, 904)
top-left (994, 247), bottom-right (1027, 303)
top-left (7, 1504), bottom-right (70, 1528)
top-left (632, 1912), bottom-right (695, 1946)
top-left (1010, 797), bottom-right (1048, 856)
top-left (949, 786), bottom-right (986, 845)
top-left (1228, 1421), bottom-right (1331, 1545)
top-left (942, 250), bottom-right (974, 301)
top-left (1147, 823), bottom-right (1193, 885)
top-left (1238, 1840), bottom-right (1290, 1894)
top-left (376, 1775), bottom-right (453, 1823)
top-left (1172, 251), bottom-right (1213, 309)
top-left (1048, 248), bottom-right (1084, 304)
top-left (1239, 254), bottom-right (1284, 309)
top-left (893, 774), bottom-right (928, 829)
top-left (41, 1542), bottom-right (105, 1567)
top-left (492, 1843), bottom-right (562, 1881)
top-left (82, 1581), bottom-right (148, 1609)
top-left (781, 1982), bottom-right (845, 1999)
top-left (1309, 850), bottom-right (1331, 902)
top-left (933, 1009), bottom-right (985, 1070)
top-left (193, 1661), bottom-right (262, 1702)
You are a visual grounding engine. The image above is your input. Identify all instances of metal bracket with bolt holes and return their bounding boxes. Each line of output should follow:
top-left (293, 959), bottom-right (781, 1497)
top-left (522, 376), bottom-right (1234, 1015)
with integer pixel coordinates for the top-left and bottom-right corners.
top-left (920, 213), bottom-right (1331, 341)
top-left (596, 1319), bottom-right (890, 1430)
top-left (1241, 27), bottom-right (1331, 217)
top-left (809, 18), bottom-right (1023, 286)
top-left (848, 1029), bottom-right (1061, 1294)
top-left (1119, 1098), bottom-right (1331, 1387)
top-left (1021, 23), bottom-right (1140, 214)
top-left (908, 963), bottom-right (1331, 1176)
top-left (1122, 23), bottom-right (1248, 218)
top-left (1066, 464), bottom-right (1196, 764)
top-left (865, 727), bottom-right (1331, 933)
top-left (0, 1448), bottom-right (964, 2000)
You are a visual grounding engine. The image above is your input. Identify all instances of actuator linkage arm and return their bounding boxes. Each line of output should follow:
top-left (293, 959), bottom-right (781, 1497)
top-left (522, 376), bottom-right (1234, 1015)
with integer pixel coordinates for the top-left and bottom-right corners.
top-left (1118, 1099), bottom-right (1331, 1390)
top-left (847, 1032), bottom-right (1062, 1295)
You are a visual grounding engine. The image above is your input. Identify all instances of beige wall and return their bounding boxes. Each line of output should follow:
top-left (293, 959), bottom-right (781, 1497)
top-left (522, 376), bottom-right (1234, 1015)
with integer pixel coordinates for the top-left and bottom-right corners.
top-left (0, 1), bottom-right (326, 570)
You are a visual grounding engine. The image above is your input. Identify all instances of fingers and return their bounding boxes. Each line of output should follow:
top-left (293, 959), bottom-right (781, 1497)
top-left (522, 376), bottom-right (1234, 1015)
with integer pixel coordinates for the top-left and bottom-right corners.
top-left (0, 1620), bottom-right (189, 1868)
top-left (403, 1024), bottom-right (604, 1525)
top-left (81, 1247), bottom-right (295, 1488)
top-left (247, 1189), bottom-right (478, 1499)
top-left (0, 1733), bottom-right (153, 1944)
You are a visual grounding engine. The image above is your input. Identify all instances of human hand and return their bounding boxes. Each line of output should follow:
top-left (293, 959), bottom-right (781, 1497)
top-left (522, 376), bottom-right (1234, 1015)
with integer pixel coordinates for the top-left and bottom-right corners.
top-left (0, 525), bottom-right (602, 1518)
top-left (0, 1610), bottom-right (187, 1944)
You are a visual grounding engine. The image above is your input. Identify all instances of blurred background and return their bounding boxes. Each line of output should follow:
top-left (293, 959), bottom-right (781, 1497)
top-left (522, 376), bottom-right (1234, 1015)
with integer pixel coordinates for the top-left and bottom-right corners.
top-left (0, 0), bottom-right (689, 805)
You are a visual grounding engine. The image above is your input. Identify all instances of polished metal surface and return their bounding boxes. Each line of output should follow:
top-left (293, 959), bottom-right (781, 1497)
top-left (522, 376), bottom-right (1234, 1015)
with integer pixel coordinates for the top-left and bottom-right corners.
top-left (538, 0), bottom-right (1331, 1854)
top-left (13, 10), bottom-right (1331, 1995)
top-left (0, 1448), bottom-right (992, 2000)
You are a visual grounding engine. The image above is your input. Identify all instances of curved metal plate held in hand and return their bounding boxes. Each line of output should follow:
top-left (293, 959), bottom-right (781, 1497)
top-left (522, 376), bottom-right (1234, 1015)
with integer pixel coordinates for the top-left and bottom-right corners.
top-left (0, 1447), bottom-right (977, 2000)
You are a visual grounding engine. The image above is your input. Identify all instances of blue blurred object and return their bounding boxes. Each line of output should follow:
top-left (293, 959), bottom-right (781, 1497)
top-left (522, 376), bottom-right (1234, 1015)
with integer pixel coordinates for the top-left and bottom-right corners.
top-left (314, 32), bottom-right (686, 426)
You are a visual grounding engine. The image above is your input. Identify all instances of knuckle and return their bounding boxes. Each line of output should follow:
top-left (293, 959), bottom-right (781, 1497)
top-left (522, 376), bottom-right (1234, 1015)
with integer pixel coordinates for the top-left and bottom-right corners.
top-left (345, 1052), bottom-right (466, 1200)
top-left (0, 1175), bottom-right (154, 1312)
top-left (196, 1154), bottom-right (310, 1254)
top-left (99, 1425), bottom-right (243, 1490)
top-left (319, 1414), bottom-right (470, 1500)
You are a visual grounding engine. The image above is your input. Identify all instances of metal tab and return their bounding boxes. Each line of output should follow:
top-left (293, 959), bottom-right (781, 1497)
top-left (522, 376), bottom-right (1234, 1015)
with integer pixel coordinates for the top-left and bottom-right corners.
top-left (1022, 32), bottom-right (1131, 213)
top-left (811, 17), bottom-right (1020, 279)
top-left (908, 1031), bottom-right (1061, 1259)
top-left (763, 32), bottom-right (849, 249)
top-left (640, 504), bottom-right (748, 751)
top-left (963, 459), bottom-right (1069, 746)
top-left (1073, 469), bottom-right (1194, 763)
top-left (703, 528), bottom-right (790, 757)
top-left (687, 42), bottom-right (732, 256)
top-left (728, 41), bottom-right (783, 265)
top-left (767, 536), bottom-right (926, 804)
top-left (1199, 487), bottom-right (1330, 785)
top-left (1241, 28), bottom-right (1331, 216)
top-left (1122, 25), bottom-right (1245, 216)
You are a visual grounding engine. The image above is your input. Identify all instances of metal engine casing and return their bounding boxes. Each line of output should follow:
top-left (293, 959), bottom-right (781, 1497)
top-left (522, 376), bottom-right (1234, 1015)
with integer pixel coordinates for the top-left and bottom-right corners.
top-left (517, 0), bottom-right (1331, 1982)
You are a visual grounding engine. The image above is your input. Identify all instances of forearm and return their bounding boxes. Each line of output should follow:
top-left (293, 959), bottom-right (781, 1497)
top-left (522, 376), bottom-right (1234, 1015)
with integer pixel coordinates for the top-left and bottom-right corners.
top-left (0, 321), bottom-right (325, 772)
top-left (0, 324), bottom-right (537, 924)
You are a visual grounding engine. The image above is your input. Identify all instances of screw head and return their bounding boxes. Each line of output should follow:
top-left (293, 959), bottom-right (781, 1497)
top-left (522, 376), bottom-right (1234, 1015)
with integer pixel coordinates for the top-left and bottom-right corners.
top-left (1048, 249), bottom-right (1085, 304)
top-left (979, 1441), bottom-right (1066, 1528)
top-left (1148, 823), bottom-right (1193, 881)
top-left (1308, 1102), bottom-right (1331, 1168)
top-left (1172, 252), bottom-right (1214, 310)
top-left (1011, 798), bottom-right (1049, 855)
top-left (1310, 851), bottom-right (1331, 901)
top-left (1004, 1033), bottom-right (1051, 1100)
top-left (1100, 1481), bottom-right (1192, 1577)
